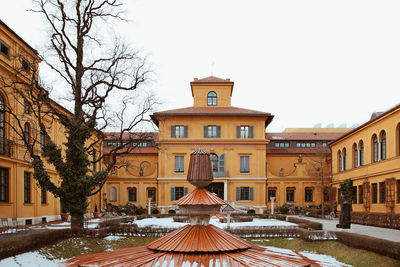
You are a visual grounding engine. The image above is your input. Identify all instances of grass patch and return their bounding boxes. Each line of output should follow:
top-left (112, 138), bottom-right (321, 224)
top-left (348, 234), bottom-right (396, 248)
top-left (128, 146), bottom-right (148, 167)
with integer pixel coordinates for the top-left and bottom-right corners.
top-left (248, 238), bottom-right (400, 267)
top-left (38, 236), bottom-right (157, 261)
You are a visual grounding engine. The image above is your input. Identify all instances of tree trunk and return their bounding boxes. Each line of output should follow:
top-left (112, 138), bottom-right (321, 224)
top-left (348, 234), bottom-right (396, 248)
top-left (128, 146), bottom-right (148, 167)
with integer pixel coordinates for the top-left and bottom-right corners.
top-left (70, 212), bottom-right (84, 229)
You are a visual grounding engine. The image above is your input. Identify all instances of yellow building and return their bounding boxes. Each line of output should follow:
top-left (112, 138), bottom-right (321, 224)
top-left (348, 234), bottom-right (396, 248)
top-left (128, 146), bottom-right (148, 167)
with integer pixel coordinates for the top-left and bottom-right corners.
top-left (331, 105), bottom-right (400, 215)
top-left (151, 76), bottom-right (274, 213)
top-left (0, 20), bottom-right (64, 224)
top-left (103, 77), bottom-right (355, 214)
top-left (266, 130), bottom-right (346, 210)
top-left (0, 20), bottom-right (101, 225)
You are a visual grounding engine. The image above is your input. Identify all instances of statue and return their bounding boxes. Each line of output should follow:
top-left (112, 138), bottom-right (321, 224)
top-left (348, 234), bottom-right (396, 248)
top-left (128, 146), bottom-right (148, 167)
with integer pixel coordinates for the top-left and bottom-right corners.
top-left (336, 195), bottom-right (351, 229)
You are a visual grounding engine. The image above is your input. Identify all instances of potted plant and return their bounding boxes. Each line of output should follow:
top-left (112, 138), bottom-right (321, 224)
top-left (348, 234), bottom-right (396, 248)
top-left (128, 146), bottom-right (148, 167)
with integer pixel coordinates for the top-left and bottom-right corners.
top-left (61, 209), bottom-right (69, 222)
top-left (93, 204), bottom-right (99, 218)
top-left (106, 203), bottom-right (112, 212)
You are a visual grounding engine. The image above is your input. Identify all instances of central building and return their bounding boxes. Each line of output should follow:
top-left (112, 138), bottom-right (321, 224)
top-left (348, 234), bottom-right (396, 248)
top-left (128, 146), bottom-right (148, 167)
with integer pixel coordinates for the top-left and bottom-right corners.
top-left (151, 76), bottom-right (274, 212)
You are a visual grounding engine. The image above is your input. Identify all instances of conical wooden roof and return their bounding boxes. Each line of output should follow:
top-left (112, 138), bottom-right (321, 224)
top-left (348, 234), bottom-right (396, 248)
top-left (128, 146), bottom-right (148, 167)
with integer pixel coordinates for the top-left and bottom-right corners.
top-left (187, 148), bottom-right (213, 188)
top-left (146, 224), bottom-right (252, 252)
top-left (175, 188), bottom-right (226, 206)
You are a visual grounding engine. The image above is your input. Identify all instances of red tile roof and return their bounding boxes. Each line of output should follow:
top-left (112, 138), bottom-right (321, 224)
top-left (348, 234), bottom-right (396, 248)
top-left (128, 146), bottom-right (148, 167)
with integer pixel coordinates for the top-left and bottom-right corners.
top-left (191, 76), bottom-right (233, 84)
top-left (147, 224), bottom-right (251, 252)
top-left (104, 132), bottom-right (158, 140)
top-left (102, 147), bottom-right (158, 154)
top-left (266, 148), bottom-right (331, 154)
top-left (151, 106), bottom-right (274, 127)
top-left (266, 132), bottom-right (345, 141)
top-left (175, 188), bottom-right (226, 206)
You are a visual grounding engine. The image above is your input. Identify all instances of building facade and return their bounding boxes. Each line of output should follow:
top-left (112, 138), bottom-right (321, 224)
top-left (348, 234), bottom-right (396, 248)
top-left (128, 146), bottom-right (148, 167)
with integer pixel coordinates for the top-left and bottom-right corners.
top-left (331, 106), bottom-right (400, 215)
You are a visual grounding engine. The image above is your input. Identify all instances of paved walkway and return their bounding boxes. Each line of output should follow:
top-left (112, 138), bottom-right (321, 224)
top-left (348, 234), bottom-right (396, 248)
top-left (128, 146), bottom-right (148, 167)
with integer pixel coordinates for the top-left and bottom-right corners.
top-left (289, 215), bottom-right (400, 243)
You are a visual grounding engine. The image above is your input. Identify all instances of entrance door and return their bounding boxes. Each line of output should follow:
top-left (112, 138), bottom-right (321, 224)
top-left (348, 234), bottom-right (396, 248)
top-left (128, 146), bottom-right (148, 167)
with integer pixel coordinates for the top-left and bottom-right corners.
top-left (206, 182), bottom-right (224, 199)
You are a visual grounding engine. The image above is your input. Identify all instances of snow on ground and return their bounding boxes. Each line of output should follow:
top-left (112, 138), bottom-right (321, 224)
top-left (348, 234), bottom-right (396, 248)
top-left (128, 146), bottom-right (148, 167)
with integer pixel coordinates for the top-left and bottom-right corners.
top-left (104, 235), bottom-right (124, 241)
top-left (132, 217), bottom-right (297, 229)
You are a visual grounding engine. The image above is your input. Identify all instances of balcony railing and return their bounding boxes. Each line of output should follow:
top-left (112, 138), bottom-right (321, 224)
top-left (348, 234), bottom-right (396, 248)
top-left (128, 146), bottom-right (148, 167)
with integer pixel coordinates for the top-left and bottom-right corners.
top-left (0, 139), bottom-right (14, 157)
top-left (213, 171), bottom-right (225, 178)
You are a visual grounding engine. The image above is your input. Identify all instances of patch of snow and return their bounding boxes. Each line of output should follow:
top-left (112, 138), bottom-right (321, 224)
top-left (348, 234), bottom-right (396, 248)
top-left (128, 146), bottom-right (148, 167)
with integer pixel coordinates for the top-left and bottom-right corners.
top-left (0, 251), bottom-right (65, 267)
top-left (300, 251), bottom-right (352, 266)
top-left (104, 235), bottom-right (124, 241)
top-left (132, 217), bottom-right (296, 229)
top-left (251, 239), bottom-right (270, 242)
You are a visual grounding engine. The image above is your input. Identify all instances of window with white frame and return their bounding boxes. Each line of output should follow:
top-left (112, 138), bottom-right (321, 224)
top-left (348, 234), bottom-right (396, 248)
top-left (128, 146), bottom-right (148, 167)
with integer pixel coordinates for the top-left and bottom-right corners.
top-left (204, 125), bottom-right (221, 138)
top-left (171, 125), bottom-right (188, 138)
top-left (171, 187), bottom-right (188, 201)
top-left (110, 186), bottom-right (117, 202)
top-left (236, 187), bottom-right (254, 201)
top-left (237, 126), bottom-right (254, 138)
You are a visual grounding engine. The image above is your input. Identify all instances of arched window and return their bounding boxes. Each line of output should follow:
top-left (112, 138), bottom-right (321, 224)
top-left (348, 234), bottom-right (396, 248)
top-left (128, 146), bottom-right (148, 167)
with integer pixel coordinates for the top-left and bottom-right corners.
top-left (110, 186), bottom-right (117, 202)
top-left (210, 153), bottom-right (225, 177)
top-left (380, 130), bottom-right (386, 160)
top-left (359, 140), bottom-right (364, 166)
top-left (338, 150), bottom-right (342, 172)
top-left (373, 134), bottom-right (379, 162)
top-left (210, 153), bottom-right (218, 172)
top-left (207, 91), bottom-right (217, 106)
top-left (24, 122), bottom-right (31, 144)
top-left (0, 95), bottom-right (5, 155)
top-left (353, 143), bottom-right (358, 168)
top-left (343, 148), bottom-right (347, 171)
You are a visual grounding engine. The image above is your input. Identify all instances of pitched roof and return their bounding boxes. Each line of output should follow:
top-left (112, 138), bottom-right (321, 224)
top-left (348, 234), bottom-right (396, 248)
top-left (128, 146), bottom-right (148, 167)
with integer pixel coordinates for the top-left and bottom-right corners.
top-left (151, 106), bottom-right (274, 127)
top-left (266, 147), bottom-right (331, 154)
top-left (191, 76), bottom-right (233, 84)
top-left (331, 102), bottom-right (400, 145)
top-left (104, 132), bottom-right (158, 140)
top-left (266, 132), bottom-right (345, 141)
top-left (0, 19), bottom-right (38, 55)
top-left (102, 147), bottom-right (158, 154)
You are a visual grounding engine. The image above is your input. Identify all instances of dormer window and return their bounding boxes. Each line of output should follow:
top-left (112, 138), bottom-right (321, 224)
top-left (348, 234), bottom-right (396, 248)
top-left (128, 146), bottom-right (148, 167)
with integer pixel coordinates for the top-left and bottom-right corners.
top-left (207, 91), bottom-right (217, 106)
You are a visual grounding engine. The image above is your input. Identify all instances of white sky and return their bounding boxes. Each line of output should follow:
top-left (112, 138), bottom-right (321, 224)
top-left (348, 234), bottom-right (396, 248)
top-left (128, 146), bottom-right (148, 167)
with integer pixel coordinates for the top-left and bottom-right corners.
top-left (1, 0), bottom-right (400, 132)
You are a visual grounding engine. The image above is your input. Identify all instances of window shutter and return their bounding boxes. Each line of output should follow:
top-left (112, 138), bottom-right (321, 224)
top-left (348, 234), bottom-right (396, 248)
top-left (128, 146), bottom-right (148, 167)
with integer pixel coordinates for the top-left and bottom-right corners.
top-left (236, 187), bottom-right (240, 201)
top-left (236, 126), bottom-right (240, 138)
top-left (171, 126), bottom-right (175, 138)
top-left (184, 126), bottom-right (188, 138)
top-left (249, 126), bottom-right (254, 138)
top-left (249, 187), bottom-right (254, 201)
top-left (184, 187), bottom-right (189, 195)
top-left (171, 187), bottom-right (175, 201)
top-left (203, 126), bottom-right (208, 138)
top-left (5, 169), bottom-right (8, 202)
top-left (216, 126), bottom-right (221, 138)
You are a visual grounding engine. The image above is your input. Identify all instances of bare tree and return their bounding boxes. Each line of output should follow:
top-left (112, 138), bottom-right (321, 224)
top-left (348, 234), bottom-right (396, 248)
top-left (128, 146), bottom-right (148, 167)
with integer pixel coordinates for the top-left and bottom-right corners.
top-left (305, 153), bottom-right (332, 218)
top-left (0, 0), bottom-right (156, 228)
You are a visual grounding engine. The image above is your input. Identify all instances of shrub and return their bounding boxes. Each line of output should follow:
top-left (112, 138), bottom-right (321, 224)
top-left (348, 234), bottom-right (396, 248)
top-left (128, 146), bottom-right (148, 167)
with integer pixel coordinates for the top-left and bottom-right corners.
top-left (168, 209), bottom-right (176, 214)
top-left (135, 206), bottom-right (145, 215)
top-left (151, 208), bottom-right (159, 214)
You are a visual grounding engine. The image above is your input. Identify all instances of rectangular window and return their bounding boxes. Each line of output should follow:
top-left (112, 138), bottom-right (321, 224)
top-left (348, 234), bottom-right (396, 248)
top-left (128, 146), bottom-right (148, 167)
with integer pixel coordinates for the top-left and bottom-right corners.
top-left (352, 186), bottom-right (357, 204)
top-left (372, 183), bottom-right (378, 204)
top-left (148, 188), bottom-right (156, 202)
top-left (286, 188), bottom-right (295, 202)
top-left (322, 142), bottom-right (328, 148)
top-left (236, 126), bottom-right (254, 138)
top-left (305, 188), bottom-right (313, 202)
top-left (0, 41), bottom-right (9, 58)
top-left (24, 172), bottom-right (31, 203)
top-left (0, 168), bottom-right (9, 202)
top-left (236, 187), bottom-right (254, 201)
top-left (397, 180), bottom-right (400, 203)
top-left (275, 142), bottom-right (289, 148)
top-left (128, 188), bottom-right (137, 202)
top-left (171, 125), bottom-right (188, 138)
top-left (171, 187), bottom-right (188, 201)
top-left (174, 156), bottom-right (184, 173)
top-left (268, 188), bottom-right (276, 202)
top-left (41, 188), bottom-right (47, 204)
top-left (379, 182), bottom-right (386, 203)
top-left (92, 150), bottom-right (97, 172)
top-left (22, 58), bottom-right (30, 72)
top-left (240, 156), bottom-right (250, 173)
top-left (358, 185), bottom-right (364, 204)
top-left (323, 188), bottom-right (329, 202)
top-left (204, 125), bottom-right (221, 138)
